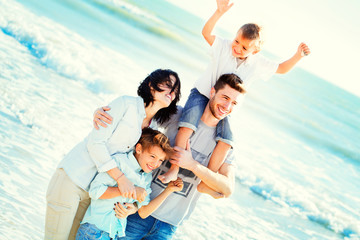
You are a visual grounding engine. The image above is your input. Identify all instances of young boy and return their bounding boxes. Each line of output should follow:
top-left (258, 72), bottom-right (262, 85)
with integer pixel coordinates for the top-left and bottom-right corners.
top-left (158, 0), bottom-right (311, 198)
top-left (76, 128), bottom-right (184, 239)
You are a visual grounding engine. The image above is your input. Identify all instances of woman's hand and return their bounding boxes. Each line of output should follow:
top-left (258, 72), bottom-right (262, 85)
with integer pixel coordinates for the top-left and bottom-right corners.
top-left (117, 175), bottom-right (137, 200)
top-left (114, 202), bottom-right (138, 219)
top-left (93, 106), bottom-right (113, 129)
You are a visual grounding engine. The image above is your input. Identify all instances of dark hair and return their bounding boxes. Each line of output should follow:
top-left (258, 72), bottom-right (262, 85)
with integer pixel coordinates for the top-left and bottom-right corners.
top-left (137, 127), bottom-right (173, 156)
top-left (214, 74), bottom-right (246, 94)
top-left (137, 69), bottom-right (181, 124)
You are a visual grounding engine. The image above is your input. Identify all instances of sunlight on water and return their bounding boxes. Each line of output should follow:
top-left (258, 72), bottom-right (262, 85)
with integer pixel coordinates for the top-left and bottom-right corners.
top-left (1, 0), bottom-right (359, 239)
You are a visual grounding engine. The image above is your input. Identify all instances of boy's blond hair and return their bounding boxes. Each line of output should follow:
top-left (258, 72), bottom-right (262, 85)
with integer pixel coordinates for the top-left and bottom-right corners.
top-left (238, 23), bottom-right (264, 50)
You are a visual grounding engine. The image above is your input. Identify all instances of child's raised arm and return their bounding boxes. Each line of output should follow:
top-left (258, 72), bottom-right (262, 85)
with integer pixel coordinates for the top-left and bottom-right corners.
top-left (276, 42), bottom-right (311, 74)
top-left (202, 0), bottom-right (234, 46)
top-left (137, 178), bottom-right (184, 219)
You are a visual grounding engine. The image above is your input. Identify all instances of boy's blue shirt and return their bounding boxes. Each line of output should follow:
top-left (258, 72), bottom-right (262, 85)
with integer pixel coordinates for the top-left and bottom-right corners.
top-left (81, 150), bottom-right (152, 238)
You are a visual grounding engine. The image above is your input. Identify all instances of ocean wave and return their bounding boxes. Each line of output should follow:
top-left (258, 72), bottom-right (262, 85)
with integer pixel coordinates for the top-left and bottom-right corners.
top-left (0, 0), bottom-right (144, 94)
top-left (87, 0), bottom-right (182, 41)
top-left (237, 174), bottom-right (360, 238)
top-left (246, 94), bottom-right (360, 166)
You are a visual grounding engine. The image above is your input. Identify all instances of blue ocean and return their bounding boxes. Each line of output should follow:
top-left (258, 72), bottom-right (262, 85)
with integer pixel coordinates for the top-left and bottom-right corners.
top-left (0, 0), bottom-right (359, 239)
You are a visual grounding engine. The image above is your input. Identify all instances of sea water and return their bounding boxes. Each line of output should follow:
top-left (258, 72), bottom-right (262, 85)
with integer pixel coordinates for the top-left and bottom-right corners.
top-left (0, 0), bottom-right (359, 239)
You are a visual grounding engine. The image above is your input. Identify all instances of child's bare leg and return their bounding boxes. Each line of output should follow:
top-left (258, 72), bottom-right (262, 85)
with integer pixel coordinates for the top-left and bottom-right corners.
top-left (174, 127), bottom-right (194, 148)
top-left (158, 127), bottom-right (194, 183)
top-left (197, 141), bottom-right (231, 198)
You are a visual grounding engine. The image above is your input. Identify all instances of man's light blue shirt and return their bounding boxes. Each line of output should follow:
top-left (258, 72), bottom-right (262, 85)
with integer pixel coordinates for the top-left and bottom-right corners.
top-left (58, 95), bottom-right (157, 191)
top-left (81, 151), bottom-right (152, 238)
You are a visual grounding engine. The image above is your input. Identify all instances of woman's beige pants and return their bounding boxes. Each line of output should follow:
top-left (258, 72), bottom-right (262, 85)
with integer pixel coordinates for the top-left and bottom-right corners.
top-left (45, 168), bottom-right (90, 240)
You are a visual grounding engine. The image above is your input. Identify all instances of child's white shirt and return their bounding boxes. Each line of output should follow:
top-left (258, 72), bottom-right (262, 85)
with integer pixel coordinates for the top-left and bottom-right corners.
top-left (194, 36), bottom-right (279, 98)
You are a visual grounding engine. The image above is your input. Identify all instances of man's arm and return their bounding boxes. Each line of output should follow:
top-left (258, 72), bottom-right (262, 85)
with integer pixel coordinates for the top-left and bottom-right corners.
top-left (170, 141), bottom-right (235, 197)
top-left (202, 0), bottom-right (234, 46)
top-left (194, 162), bottom-right (234, 197)
top-left (276, 42), bottom-right (311, 74)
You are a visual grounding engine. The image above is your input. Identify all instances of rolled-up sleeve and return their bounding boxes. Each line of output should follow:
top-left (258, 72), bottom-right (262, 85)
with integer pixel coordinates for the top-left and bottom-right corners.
top-left (136, 175), bottom-right (153, 208)
top-left (224, 148), bottom-right (236, 167)
top-left (86, 96), bottom-right (127, 172)
top-left (88, 172), bottom-right (116, 200)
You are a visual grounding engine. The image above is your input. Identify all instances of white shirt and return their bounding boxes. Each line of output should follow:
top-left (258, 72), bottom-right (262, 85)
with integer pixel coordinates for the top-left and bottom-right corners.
top-left (58, 95), bottom-right (157, 191)
top-left (194, 36), bottom-right (279, 98)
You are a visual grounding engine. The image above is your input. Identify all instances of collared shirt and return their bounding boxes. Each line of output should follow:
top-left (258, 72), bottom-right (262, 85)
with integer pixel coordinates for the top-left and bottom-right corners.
top-left (58, 95), bottom-right (157, 191)
top-left (194, 36), bottom-right (279, 98)
top-left (81, 151), bottom-right (152, 238)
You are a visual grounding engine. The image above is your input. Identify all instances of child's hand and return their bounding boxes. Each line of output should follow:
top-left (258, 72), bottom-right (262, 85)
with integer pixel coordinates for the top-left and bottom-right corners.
top-left (93, 106), bottom-right (113, 130)
top-left (298, 42), bottom-right (311, 57)
top-left (135, 186), bottom-right (148, 203)
top-left (114, 202), bottom-right (138, 219)
top-left (166, 177), bottom-right (184, 192)
top-left (216, 0), bottom-right (234, 14)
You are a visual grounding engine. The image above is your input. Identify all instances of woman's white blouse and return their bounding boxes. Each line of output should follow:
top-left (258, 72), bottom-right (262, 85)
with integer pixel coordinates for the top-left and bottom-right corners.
top-left (58, 95), bottom-right (157, 191)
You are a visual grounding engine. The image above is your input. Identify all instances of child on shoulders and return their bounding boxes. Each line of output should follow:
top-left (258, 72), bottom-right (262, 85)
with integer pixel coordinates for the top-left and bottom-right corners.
top-left (158, 0), bottom-right (310, 199)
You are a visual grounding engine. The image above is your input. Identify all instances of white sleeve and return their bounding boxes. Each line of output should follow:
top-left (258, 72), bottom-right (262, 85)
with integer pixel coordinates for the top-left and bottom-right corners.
top-left (257, 55), bottom-right (279, 81)
top-left (86, 96), bottom-right (128, 172)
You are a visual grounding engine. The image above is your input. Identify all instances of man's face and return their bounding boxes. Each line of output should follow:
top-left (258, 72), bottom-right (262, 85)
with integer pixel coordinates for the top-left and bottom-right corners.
top-left (208, 84), bottom-right (242, 120)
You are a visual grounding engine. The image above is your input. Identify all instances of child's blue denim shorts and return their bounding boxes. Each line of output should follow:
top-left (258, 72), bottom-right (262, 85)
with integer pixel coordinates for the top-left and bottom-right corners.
top-left (179, 88), bottom-right (234, 147)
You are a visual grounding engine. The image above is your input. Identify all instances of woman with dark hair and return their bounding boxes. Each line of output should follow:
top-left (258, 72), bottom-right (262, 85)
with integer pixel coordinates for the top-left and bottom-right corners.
top-left (45, 69), bottom-right (181, 240)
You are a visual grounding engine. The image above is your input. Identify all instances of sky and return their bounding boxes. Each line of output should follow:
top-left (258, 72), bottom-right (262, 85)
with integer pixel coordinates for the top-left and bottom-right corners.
top-left (167, 0), bottom-right (360, 97)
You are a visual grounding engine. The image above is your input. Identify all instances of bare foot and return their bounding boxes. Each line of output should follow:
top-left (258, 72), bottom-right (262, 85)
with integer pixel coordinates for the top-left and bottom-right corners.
top-left (158, 169), bottom-right (178, 184)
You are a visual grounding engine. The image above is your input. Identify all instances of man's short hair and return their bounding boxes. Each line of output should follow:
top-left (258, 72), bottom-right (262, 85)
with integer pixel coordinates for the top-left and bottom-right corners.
top-left (214, 74), bottom-right (246, 94)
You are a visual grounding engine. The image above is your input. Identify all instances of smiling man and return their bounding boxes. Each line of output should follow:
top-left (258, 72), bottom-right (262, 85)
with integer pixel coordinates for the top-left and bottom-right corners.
top-left (93, 73), bottom-right (245, 239)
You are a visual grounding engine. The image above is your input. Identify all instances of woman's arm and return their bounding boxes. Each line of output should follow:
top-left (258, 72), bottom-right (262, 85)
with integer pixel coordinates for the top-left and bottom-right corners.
top-left (87, 97), bottom-right (136, 199)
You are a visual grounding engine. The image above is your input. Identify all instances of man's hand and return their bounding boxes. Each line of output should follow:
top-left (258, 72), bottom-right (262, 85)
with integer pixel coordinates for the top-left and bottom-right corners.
top-left (114, 202), bottom-right (138, 219)
top-left (135, 186), bottom-right (148, 203)
top-left (117, 175), bottom-right (137, 200)
top-left (169, 140), bottom-right (197, 171)
top-left (93, 106), bottom-right (113, 130)
top-left (217, 0), bottom-right (234, 14)
top-left (166, 177), bottom-right (184, 192)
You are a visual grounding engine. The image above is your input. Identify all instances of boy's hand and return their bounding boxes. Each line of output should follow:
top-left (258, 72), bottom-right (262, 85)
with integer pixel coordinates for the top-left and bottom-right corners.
top-left (93, 106), bottom-right (113, 130)
top-left (117, 175), bottom-right (137, 200)
top-left (114, 202), bottom-right (138, 219)
top-left (166, 177), bottom-right (184, 192)
top-left (135, 186), bottom-right (148, 203)
top-left (298, 42), bottom-right (311, 57)
top-left (217, 0), bottom-right (234, 14)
